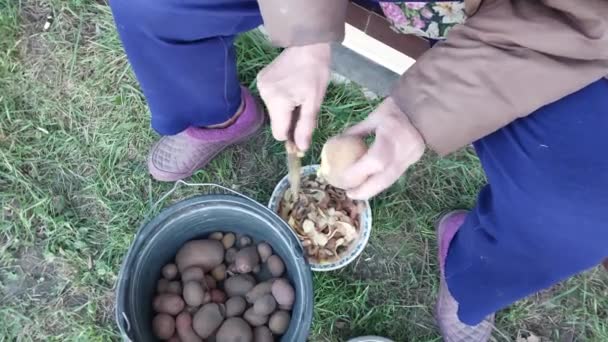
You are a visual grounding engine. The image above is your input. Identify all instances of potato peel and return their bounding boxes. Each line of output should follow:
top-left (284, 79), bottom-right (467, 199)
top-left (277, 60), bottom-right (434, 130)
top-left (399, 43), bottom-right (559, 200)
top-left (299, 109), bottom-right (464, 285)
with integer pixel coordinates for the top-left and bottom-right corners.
top-left (278, 175), bottom-right (362, 263)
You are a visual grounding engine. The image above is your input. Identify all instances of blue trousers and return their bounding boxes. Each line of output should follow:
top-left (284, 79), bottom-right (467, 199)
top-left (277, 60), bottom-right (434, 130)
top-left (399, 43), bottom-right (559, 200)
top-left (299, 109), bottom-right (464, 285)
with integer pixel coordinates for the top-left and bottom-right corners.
top-left (110, 0), bottom-right (608, 325)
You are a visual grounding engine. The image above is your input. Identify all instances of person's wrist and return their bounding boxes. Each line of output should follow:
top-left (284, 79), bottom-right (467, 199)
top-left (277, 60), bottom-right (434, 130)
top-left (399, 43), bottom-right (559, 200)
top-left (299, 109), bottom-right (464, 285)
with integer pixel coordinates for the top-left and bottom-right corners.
top-left (291, 42), bottom-right (331, 65)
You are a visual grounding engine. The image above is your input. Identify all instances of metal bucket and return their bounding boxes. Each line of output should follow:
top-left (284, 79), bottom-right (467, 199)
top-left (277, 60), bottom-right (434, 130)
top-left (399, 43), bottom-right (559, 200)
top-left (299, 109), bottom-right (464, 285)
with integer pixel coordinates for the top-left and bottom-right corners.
top-left (115, 182), bottom-right (314, 341)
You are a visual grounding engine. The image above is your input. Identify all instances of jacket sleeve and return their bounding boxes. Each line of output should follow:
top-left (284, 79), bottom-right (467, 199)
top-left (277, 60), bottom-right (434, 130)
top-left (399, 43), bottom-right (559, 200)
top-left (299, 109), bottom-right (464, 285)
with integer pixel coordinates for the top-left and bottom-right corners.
top-left (391, 0), bottom-right (608, 155)
top-left (257, 0), bottom-right (349, 47)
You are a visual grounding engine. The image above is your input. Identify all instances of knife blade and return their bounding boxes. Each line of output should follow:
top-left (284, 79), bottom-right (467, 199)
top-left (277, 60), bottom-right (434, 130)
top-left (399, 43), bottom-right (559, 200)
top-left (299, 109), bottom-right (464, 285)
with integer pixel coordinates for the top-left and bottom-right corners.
top-left (286, 106), bottom-right (302, 199)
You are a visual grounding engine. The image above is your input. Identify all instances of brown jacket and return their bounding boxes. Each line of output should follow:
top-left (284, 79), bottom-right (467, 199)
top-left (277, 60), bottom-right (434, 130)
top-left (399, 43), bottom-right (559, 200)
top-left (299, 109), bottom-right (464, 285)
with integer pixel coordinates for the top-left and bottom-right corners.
top-left (258, 0), bottom-right (608, 155)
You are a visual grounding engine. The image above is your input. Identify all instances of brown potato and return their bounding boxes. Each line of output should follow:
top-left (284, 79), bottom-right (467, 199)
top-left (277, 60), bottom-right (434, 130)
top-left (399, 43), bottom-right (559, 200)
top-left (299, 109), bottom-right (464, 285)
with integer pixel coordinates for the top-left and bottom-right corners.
top-left (237, 235), bottom-right (252, 248)
top-left (193, 303), bottom-right (224, 339)
top-left (183, 281), bottom-right (205, 307)
top-left (243, 307), bottom-right (268, 327)
top-left (253, 326), bottom-right (274, 342)
top-left (253, 294), bottom-right (277, 316)
top-left (222, 233), bottom-right (236, 249)
top-left (245, 281), bottom-right (273, 304)
top-left (204, 275), bottom-right (217, 290)
top-left (167, 281), bottom-right (182, 295)
top-left (266, 255), bottom-right (285, 277)
top-left (152, 313), bottom-right (175, 340)
top-left (224, 274), bottom-right (256, 297)
top-left (176, 312), bottom-right (202, 342)
top-left (216, 317), bottom-right (253, 342)
top-left (181, 267), bottom-right (205, 282)
top-left (271, 279), bottom-right (294, 307)
top-left (162, 263), bottom-right (179, 280)
top-left (225, 248), bottom-right (238, 264)
top-left (209, 232), bottom-right (224, 240)
top-left (154, 294), bottom-right (185, 315)
top-left (268, 310), bottom-right (290, 335)
top-left (225, 296), bottom-right (246, 317)
top-left (176, 239), bottom-right (224, 272)
top-left (256, 242), bottom-right (273, 262)
top-left (157, 278), bottom-right (170, 293)
top-left (211, 264), bottom-right (227, 281)
top-left (210, 289), bottom-right (227, 303)
top-left (235, 246), bottom-right (260, 273)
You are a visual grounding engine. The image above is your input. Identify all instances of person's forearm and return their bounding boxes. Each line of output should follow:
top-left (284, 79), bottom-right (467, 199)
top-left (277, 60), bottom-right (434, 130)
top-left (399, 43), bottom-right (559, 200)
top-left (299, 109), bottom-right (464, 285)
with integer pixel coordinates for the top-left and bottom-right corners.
top-left (391, 0), bottom-right (608, 155)
top-left (257, 0), bottom-right (348, 47)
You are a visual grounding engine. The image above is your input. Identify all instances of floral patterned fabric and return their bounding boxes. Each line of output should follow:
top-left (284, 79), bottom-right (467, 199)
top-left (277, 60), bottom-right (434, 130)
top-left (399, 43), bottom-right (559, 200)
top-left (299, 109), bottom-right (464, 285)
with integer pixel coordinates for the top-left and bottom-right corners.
top-left (380, 2), bottom-right (467, 40)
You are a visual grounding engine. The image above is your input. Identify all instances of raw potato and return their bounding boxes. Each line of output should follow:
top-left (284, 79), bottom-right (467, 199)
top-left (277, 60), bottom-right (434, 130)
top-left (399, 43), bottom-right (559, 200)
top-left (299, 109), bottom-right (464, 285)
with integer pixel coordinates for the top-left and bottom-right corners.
top-left (235, 246), bottom-right (260, 273)
top-left (181, 267), bottom-right (205, 282)
top-left (253, 294), bottom-right (277, 316)
top-left (209, 232), bottom-right (224, 240)
top-left (254, 326), bottom-right (274, 342)
top-left (224, 274), bottom-right (256, 297)
top-left (319, 135), bottom-right (368, 188)
top-left (211, 264), bottom-right (227, 281)
top-left (154, 294), bottom-right (185, 315)
top-left (183, 281), bottom-right (205, 307)
top-left (224, 248), bottom-right (238, 265)
top-left (225, 296), bottom-right (247, 317)
top-left (166, 281), bottom-right (182, 295)
top-left (152, 313), bottom-right (175, 340)
top-left (266, 255), bottom-right (285, 277)
top-left (167, 336), bottom-right (180, 342)
top-left (204, 275), bottom-right (217, 290)
top-left (162, 263), bottom-right (178, 280)
top-left (193, 303), bottom-right (224, 339)
top-left (271, 278), bottom-right (295, 307)
top-left (245, 281), bottom-right (273, 304)
top-left (243, 307), bottom-right (268, 327)
top-left (237, 235), bottom-right (252, 248)
top-left (176, 312), bottom-right (203, 342)
top-left (256, 242), bottom-right (272, 262)
top-left (216, 317), bottom-right (253, 342)
top-left (157, 278), bottom-right (169, 293)
top-left (210, 289), bottom-right (226, 303)
top-left (222, 233), bottom-right (236, 249)
top-left (176, 239), bottom-right (225, 272)
top-left (269, 310), bottom-right (291, 335)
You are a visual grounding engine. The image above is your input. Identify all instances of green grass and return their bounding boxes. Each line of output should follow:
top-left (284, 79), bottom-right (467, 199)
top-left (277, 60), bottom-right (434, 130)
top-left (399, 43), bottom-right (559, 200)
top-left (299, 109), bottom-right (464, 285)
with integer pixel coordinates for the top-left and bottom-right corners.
top-left (1, 0), bottom-right (607, 341)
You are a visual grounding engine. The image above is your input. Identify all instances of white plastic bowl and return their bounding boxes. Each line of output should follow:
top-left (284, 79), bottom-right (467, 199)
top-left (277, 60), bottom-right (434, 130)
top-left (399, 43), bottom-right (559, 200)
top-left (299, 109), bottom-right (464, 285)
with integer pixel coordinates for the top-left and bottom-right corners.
top-left (347, 336), bottom-right (394, 342)
top-left (268, 164), bottom-right (372, 272)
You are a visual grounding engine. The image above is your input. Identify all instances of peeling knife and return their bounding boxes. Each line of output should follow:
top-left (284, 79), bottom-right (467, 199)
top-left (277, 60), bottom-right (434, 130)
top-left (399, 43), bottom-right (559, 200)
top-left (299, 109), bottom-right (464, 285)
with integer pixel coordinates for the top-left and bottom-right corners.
top-left (286, 106), bottom-right (302, 198)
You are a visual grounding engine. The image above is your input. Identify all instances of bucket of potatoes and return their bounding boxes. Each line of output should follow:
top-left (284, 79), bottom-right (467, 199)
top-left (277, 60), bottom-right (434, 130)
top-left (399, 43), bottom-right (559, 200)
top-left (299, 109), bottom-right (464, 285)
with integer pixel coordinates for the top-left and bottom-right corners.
top-left (115, 195), bottom-right (313, 341)
top-left (269, 136), bottom-right (373, 271)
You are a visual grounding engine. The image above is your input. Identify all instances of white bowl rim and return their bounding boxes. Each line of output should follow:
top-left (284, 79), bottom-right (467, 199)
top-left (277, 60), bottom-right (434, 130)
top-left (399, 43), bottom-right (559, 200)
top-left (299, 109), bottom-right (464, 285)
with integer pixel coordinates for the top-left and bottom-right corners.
top-left (268, 164), bottom-right (372, 272)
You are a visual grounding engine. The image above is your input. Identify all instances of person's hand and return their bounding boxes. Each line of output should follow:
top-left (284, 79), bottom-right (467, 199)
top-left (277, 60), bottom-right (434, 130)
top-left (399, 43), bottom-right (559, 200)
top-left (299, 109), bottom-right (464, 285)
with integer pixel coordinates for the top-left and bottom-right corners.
top-left (337, 97), bottom-right (426, 200)
top-left (257, 43), bottom-right (331, 151)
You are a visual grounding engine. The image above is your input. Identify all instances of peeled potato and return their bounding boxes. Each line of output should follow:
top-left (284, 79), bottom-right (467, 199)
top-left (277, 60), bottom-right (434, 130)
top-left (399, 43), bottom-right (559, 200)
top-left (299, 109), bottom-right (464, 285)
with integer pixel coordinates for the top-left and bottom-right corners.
top-left (216, 317), bottom-right (253, 342)
top-left (319, 135), bottom-right (368, 188)
top-left (176, 239), bottom-right (225, 272)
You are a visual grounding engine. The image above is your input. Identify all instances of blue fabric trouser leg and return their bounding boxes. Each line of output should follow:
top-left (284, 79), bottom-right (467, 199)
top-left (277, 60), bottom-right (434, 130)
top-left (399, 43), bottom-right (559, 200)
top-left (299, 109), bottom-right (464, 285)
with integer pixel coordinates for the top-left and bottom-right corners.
top-left (109, 0), bottom-right (262, 135)
top-left (446, 79), bottom-right (608, 325)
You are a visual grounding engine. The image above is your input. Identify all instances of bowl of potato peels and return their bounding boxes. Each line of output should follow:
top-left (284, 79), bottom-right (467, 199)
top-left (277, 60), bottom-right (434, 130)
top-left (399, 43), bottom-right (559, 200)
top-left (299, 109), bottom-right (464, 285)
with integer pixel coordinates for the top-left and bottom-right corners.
top-left (268, 165), bottom-right (372, 271)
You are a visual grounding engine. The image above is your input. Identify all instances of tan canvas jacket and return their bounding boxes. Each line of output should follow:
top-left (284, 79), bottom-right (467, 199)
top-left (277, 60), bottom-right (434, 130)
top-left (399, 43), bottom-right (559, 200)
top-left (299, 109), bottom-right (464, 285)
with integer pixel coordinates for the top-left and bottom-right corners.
top-left (258, 0), bottom-right (608, 155)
